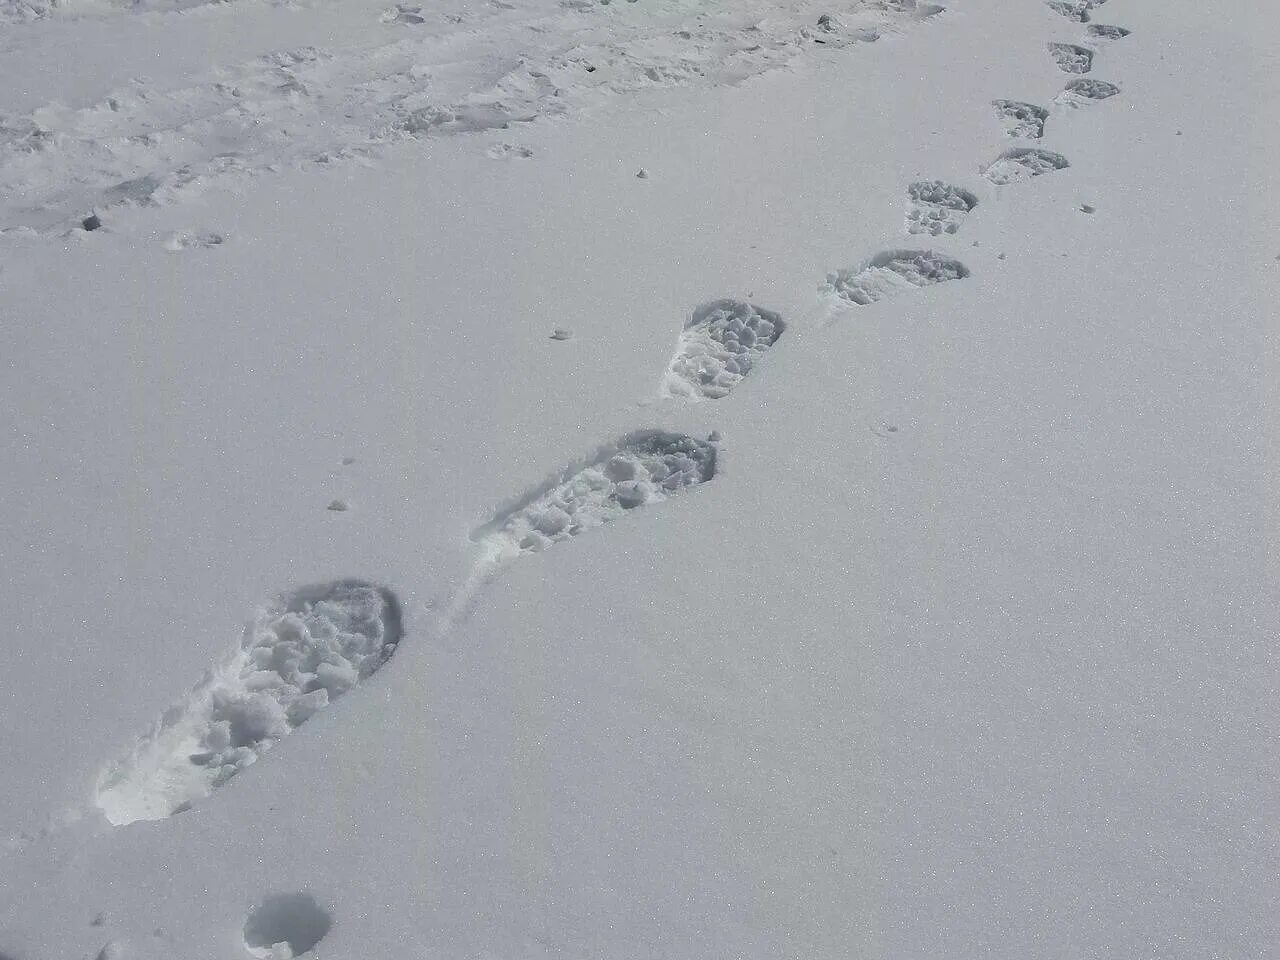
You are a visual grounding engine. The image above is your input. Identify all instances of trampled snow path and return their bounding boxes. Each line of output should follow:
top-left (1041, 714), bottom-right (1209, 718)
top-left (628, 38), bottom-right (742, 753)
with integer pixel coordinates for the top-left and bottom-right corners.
top-left (95, 581), bottom-right (401, 825)
top-left (0, 0), bottom-right (953, 232)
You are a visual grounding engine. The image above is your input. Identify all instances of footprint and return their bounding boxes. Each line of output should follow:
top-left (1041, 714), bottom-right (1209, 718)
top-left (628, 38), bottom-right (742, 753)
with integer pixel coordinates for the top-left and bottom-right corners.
top-left (826, 250), bottom-right (969, 306)
top-left (1056, 78), bottom-right (1120, 106)
top-left (94, 581), bottom-right (402, 826)
top-left (905, 180), bottom-right (978, 236)
top-left (1048, 42), bottom-right (1094, 73)
top-left (473, 432), bottom-right (717, 559)
top-left (1087, 24), bottom-right (1130, 39)
top-left (1045, 0), bottom-right (1091, 22)
top-left (983, 147), bottom-right (1069, 185)
top-left (164, 231), bottom-right (225, 252)
top-left (993, 100), bottom-right (1049, 139)
top-left (486, 142), bottom-right (534, 160)
top-left (244, 894), bottom-right (331, 959)
top-left (661, 299), bottom-right (785, 400)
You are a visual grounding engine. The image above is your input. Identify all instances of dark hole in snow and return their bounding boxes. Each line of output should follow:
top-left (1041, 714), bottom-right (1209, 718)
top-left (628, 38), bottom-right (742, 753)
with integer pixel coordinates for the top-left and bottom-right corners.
top-left (82, 215), bottom-right (101, 231)
top-left (244, 893), bottom-right (331, 958)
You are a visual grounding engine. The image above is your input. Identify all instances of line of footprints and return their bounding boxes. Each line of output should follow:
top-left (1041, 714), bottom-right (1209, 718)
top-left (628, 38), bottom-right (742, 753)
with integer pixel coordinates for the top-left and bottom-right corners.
top-left (85, 3), bottom-right (1131, 957)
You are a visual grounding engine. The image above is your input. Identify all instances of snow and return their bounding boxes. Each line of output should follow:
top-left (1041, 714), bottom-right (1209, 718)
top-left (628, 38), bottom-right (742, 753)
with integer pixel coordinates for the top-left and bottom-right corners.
top-left (1, 0), bottom-right (1277, 958)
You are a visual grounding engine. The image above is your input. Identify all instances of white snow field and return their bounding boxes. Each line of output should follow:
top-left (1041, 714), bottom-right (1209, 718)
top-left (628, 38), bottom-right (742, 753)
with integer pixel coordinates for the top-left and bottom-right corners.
top-left (1, 0), bottom-right (1277, 958)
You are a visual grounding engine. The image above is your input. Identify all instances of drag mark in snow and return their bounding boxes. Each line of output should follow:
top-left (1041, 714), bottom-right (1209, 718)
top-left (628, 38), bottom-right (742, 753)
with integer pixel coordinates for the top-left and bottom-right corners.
top-left (983, 147), bottom-right (1069, 185)
top-left (94, 582), bottom-right (402, 826)
top-left (1086, 24), bottom-right (1130, 40)
top-left (826, 250), bottom-right (969, 306)
top-left (1056, 78), bottom-right (1121, 106)
top-left (905, 180), bottom-right (978, 236)
top-left (1048, 42), bottom-right (1094, 73)
top-left (661, 300), bottom-right (785, 400)
top-left (993, 100), bottom-right (1049, 139)
top-left (244, 893), bottom-right (331, 959)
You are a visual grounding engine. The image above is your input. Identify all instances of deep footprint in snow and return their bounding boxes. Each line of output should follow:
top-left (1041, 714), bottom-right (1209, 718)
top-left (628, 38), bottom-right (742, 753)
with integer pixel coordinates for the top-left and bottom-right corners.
top-left (1045, 0), bottom-right (1093, 23)
top-left (1048, 42), bottom-right (1094, 73)
top-left (1087, 24), bottom-right (1130, 39)
top-left (826, 250), bottom-right (969, 306)
top-left (983, 147), bottom-right (1070, 185)
top-left (94, 581), bottom-right (402, 826)
top-left (1056, 78), bottom-right (1121, 106)
top-left (474, 432), bottom-right (717, 559)
top-left (244, 894), bottom-right (331, 959)
top-left (993, 100), bottom-right (1049, 139)
top-left (662, 299), bottom-right (785, 400)
top-left (905, 180), bottom-right (978, 236)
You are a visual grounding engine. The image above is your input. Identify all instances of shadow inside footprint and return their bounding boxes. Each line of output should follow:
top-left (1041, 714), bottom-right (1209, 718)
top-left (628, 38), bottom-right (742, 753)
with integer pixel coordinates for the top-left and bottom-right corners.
top-left (244, 893), bottom-right (331, 959)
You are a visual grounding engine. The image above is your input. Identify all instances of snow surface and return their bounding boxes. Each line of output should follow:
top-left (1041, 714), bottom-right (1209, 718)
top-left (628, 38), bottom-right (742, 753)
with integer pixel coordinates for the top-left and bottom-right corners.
top-left (1, 0), bottom-right (1278, 958)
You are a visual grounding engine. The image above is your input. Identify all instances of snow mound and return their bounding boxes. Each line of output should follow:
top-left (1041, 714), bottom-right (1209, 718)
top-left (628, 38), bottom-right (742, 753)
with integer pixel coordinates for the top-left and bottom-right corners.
top-left (94, 582), bottom-right (402, 826)
top-left (826, 250), bottom-right (969, 306)
top-left (476, 432), bottom-right (717, 558)
top-left (662, 299), bottom-right (786, 400)
top-left (905, 180), bottom-right (978, 236)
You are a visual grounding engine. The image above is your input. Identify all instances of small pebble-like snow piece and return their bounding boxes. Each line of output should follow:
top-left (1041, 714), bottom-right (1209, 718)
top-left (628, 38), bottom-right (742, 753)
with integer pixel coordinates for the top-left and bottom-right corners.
top-left (476, 431), bottom-right (717, 558)
top-left (983, 147), bottom-right (1070, 185)
top-left (94, 582), bottom-right (402, 825)
top-left (826, 250), bottom-right (969, 306)
top-left (550, 328), bottom-right (574, 341)
top-left (663, 299), bottom-right (785, 399)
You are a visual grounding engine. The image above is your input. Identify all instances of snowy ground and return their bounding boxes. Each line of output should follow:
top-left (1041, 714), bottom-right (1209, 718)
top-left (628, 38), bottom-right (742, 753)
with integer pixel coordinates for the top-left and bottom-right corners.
top-left (1, 1), bottom-right (1277, 958)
